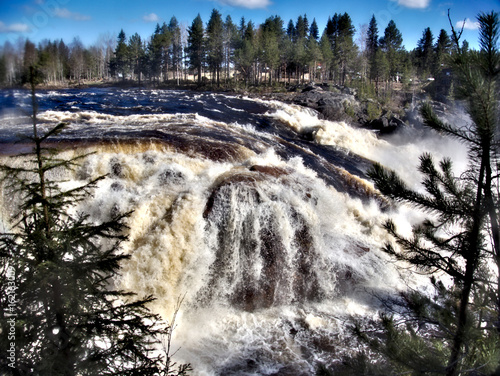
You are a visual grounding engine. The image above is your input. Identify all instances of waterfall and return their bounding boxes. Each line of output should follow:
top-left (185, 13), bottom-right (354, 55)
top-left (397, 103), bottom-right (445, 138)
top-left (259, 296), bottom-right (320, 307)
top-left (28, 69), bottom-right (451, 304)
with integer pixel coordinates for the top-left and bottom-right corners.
top-left (0, 88), bottom-right (469, 374)
top-left (39, 144), bottom-right (405, 375)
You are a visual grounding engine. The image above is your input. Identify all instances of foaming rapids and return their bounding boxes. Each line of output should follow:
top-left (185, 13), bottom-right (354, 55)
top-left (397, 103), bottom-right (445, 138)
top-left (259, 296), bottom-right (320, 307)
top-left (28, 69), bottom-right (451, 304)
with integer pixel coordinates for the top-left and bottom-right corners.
top-left (0, 89), bottom-right (467, 374)
top-left (34, 146), bottom-right (409, 374)
top-left (262, 98), bottom-right (469, 189)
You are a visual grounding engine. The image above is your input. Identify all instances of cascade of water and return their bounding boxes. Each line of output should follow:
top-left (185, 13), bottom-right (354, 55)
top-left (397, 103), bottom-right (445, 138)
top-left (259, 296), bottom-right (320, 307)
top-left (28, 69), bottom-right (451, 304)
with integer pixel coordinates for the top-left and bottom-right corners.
top-left (0, 89), bottom-right (465, 374)
top-left (50, 145), bottom-right (407, 375)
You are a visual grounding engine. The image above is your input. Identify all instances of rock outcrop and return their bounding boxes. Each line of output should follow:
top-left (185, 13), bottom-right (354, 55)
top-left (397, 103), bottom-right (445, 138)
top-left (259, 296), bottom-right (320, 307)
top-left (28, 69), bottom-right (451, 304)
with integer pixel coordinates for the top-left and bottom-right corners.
top-left (200, 166), bottom-right (321, 311)
top-left (292, 85), bottom-right (360, 123)
top-left (284, 84), bottom-right (416, 136)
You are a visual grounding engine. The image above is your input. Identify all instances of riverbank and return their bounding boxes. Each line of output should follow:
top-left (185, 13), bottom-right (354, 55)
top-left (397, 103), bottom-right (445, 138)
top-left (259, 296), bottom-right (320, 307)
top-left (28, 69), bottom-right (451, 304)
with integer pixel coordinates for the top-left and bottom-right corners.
top-left (2, 79), bottom-right (433, 135)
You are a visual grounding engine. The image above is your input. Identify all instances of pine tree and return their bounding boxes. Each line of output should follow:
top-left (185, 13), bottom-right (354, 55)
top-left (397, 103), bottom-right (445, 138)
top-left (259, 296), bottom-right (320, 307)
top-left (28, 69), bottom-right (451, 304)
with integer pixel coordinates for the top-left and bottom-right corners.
top-left (325, 13), bottom-right (357, 85)
top-left (371, 48), bottom-right (389, 95)
top-left (366, 15), bottom-right (380, 86)
top-left (295, 15), bottom-right (307, 41)
top-left (306, 32), bottom-right (322, 82)
top-left (366, 15), bottom-right (379, 61)
top-left (360, 11), bottom-right (500, 376)
top-left (223, 15), bottom-right (238, 84)
top-left (128, 33), bottom-right (145, 85)
top-left (309, 18), bottom-right (319, 41)
top-left (379, 20), bottom-right (403, 84)
top-left (286, 19), bottom-right (295, 40)
top-left (434, 29), bottom-right (452, 75)
top-left (168, 17), bottom-right (183, 85)
top-left (187, 14), bottom-right (205, 85)
top-left (147, 24), bottom-right (170, 84)
top-left (259, 16), bottom-right (283, 84)
top-left (234, 21), bottom-right (255, 86)
top-left (319, 32), bottom-right (334, 82)
top-left (0, 68), bottom-right (190, 375)
top-left (416, 27), bottom-right (435, 78)
top-left (111, 30), bottom-right (129, 81)
top-left (206, 9), bottom-right (224, 86)
top-left (21, 40), bottom-right (40, 85)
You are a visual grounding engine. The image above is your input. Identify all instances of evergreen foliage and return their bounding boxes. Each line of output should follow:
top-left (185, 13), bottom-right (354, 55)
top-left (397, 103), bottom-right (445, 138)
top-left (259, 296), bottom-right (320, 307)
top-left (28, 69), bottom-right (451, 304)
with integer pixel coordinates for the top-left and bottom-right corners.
top-left (259, 16), bottom-right (283, 84)
top-left (168, 17), bottom-right (183, 85)
top-left (110, 30), bottom-right (129, 81)
top-left (366, 15), bottom-right (380, 86)
top-left (234, 20), bottom-right (256, 86)
top-left (187, 14), bottom-right (205, 85)
top-left (434, 29), bottom-right (452, 75)
top-left (310, 18), bottom-right (320, 41)
top-left (380, 20), bottom-right (403, 83)
top-left (0, 69), bottom-right (190, 375)
top-left (128, 33), bottom-right (146, 85)
top-left (366, 15), bottom-right (379, 60)
top-left (2, 7), bottom-right (494, 90)
top-left (354, 11), bottom-right (500, 376)
top-left (206, 9), bottom-right (224, 86)
top-left (416, 27), bottom-right (435, 77)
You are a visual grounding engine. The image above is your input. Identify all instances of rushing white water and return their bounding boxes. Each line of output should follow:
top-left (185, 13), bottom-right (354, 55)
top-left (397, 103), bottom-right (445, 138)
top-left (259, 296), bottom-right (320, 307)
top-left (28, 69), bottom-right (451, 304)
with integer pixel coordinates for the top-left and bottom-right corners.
top-left (262, 98), bottom-right (469, 190)
top-left (0, 89), bottom-right (468, 374)
top-left (53, 146), bottom-right (405, 374)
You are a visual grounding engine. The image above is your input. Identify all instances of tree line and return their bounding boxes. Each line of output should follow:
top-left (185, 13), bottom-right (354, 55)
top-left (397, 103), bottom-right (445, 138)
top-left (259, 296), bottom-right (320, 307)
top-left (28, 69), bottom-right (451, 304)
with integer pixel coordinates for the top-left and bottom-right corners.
top-left (0, 8), bottom-right (498, 376)
top-left (0, 9), bottom-right (466, 90)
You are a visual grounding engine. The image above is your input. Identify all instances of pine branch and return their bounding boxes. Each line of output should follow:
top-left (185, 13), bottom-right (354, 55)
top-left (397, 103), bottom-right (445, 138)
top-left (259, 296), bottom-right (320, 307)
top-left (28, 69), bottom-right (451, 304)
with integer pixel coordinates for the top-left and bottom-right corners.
top-left (368, 162), bottom-right (466, 218)
top-left (0, 70), bottom-right (178, 375)
top-left (38, 122), bottom-right (67, 143)
top-left (420, 102), bottom-right (477, 146)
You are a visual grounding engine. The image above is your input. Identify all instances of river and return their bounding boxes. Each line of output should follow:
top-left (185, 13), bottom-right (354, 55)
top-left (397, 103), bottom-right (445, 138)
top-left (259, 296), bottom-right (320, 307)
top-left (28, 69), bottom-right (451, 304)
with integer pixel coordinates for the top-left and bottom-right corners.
top-left (0, 87), bottom-right (467, 375)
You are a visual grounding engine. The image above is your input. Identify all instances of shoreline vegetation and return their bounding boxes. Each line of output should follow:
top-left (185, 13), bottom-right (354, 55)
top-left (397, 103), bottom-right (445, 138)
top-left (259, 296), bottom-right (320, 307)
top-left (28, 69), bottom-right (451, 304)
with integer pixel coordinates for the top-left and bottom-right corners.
top-left (1, 8), bottom-right (462, 119)
top-left (2, 77), bottom-right (431, 132)
top-left (1, 8), bottom-right (499, 376)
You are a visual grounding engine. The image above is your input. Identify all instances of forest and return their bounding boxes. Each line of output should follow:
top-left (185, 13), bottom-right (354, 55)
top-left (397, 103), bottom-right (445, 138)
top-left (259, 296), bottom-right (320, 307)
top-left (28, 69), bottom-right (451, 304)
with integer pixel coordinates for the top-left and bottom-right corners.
top-left (0, 9), bottom-right (461, 92)
top-left (1, 7), bottom-right (500, 376)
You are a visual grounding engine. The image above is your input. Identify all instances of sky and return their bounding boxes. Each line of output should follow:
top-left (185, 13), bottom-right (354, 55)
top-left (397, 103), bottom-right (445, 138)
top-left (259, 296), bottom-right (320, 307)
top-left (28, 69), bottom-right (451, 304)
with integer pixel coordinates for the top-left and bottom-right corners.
top-left (0, 0), bottom-right (499, 51)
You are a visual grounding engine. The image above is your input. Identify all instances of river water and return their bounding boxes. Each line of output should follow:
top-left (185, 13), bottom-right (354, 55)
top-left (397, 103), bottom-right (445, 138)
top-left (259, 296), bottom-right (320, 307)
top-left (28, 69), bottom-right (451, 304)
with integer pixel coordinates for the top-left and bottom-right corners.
top-left (0, 88), bottom-right (467, 375)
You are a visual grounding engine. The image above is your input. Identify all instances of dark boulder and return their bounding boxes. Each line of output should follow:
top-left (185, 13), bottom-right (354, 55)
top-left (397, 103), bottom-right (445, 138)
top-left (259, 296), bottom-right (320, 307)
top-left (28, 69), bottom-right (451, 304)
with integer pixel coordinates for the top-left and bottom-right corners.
top-left (292, 87), bottom-right (360, 122)
top-left (200, 167), bottom-right (321, 311)
top-left (366, 113), bottom-right (406, 134)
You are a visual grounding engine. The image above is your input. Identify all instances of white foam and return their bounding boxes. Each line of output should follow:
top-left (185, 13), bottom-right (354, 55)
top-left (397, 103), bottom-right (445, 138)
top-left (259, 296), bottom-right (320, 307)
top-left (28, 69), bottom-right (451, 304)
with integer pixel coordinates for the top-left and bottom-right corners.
top-left (0, 94), bottom-right (448, 374)
top-left (261, 99), bottom-right (469, 190)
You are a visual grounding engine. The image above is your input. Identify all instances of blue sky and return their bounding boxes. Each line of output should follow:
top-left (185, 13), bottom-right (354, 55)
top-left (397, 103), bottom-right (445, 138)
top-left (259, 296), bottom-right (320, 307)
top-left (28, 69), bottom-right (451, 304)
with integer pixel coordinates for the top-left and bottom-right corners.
top-left (0, 0), bottom-right (499, 50)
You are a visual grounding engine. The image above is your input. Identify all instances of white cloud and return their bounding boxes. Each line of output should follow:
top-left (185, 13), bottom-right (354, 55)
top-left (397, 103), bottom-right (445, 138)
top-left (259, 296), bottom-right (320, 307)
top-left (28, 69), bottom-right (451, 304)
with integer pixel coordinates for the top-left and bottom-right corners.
top-left (456, 18), bottom-right (479, 30)
top-left (0, 21), bottom-right (30, 33)
top-left (54, 7), bottom-right (91, 21)
top-left (215, 0), bottom-right (271, 9)
top-left (143, 13), bottom-right (160, 23)
top-left (394, 0), bottom-right (430, 9)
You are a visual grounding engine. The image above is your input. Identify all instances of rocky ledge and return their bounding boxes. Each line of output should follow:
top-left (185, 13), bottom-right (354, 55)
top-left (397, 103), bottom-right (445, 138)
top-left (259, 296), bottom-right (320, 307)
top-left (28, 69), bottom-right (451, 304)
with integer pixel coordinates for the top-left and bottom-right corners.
top-left (273, 83), bottom-right (409, 134)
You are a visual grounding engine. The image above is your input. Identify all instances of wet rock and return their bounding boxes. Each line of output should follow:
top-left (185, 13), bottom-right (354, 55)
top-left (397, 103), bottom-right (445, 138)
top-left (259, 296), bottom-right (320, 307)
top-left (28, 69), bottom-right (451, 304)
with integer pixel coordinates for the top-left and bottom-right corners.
top-left (291, 208), bottom-right (321, 302)
top-left (110, 159), bottom-right (123, 177)
top-left (203, 172), bottom-right (261, 219)
top-left (110, 182), bottom-right (123, 191)
top-left (298, 126), bottom-right (324, 141)
top-left (302, 83), bottom-right (322, 93)
top-left (249, 165), bottom-right (289, 177)
top-left (158, 168), bottom-right (184, 185)
top-left (293, 88), bottom-right (360, 122)
top-left (143, 154), bottom-right (155, 164)
top-left (200, 170), bottom-right (321, 311)
top-left (204, 167), bottom-right (288, 219)
top-left (366, 113), bottom-right (405, 133)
